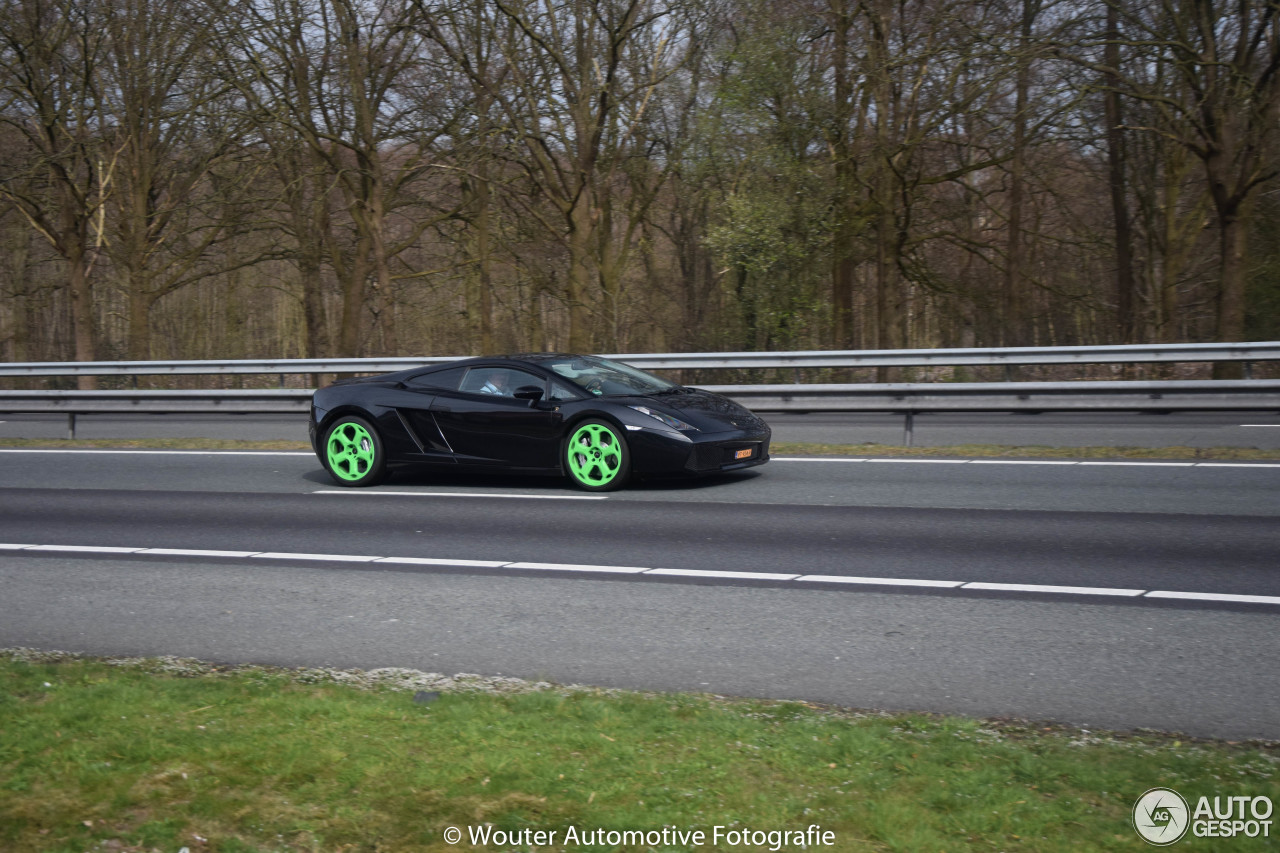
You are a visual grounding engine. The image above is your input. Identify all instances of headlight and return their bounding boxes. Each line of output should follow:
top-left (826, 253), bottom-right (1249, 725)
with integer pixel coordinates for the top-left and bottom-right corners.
top-left (628, 405), bottom-right (698, 431)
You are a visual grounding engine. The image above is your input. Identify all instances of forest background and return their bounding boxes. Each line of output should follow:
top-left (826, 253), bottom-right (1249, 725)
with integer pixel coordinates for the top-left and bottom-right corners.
top-left (2, 0), bottom-right (1279, 389)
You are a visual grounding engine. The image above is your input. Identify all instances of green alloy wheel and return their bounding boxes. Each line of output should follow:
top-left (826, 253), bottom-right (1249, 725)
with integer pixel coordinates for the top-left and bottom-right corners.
top-left (565, 419), bottom-right (630, 491)
top-left (324, 415), bottom-right (387, 487)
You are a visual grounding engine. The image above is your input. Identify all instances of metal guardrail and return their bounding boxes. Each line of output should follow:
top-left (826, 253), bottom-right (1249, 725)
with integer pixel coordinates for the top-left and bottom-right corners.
top-left (0, 389), bottom-right (311, 440)
top-left (620, 342), bottom-right (1280, 371)
top-left (706, 380), bottom-right (1280, 444)
top-left (2, 341), bottom-right (1278, 377)
top-left (2, 345), bottom-right (1277, 443)
top-left (705, 380), bottom-right (1280, 411)
top-left (0, 357), bottom-right (452, 377)
top-left (0, 389), bottom-right (311, 413)
top-left (5, 380), bottom-right (1279, 444)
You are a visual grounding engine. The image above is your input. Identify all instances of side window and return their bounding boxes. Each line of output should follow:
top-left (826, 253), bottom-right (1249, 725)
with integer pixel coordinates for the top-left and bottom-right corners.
top-left (458, 367), bottom-right (544, 398)
top-left (548, 381), bottom-right (580, 402)
top-left (405, 366), bottom-right (468, 390)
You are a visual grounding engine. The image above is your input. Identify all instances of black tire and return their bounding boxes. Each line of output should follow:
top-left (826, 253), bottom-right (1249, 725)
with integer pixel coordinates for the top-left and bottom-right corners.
top-left (563, 418), bottom-right (631, 491)
top-left (322, 415), bottom-right (387, 487)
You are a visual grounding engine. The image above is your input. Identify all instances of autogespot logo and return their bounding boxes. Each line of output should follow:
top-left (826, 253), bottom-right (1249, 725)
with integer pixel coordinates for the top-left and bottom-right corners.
top-left (1134, 787), bottom-right (1191, 846)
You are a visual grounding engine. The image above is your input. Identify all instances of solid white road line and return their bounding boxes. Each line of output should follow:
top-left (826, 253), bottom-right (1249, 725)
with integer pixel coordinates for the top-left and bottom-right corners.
top-left (311, 490), bottom-right (607, 500)
top-left (26, 544), bottom-right (145, 554)
top-left (795, 575), bottom-right (965, 588)
top-left (1076, 461), bottom-right (1196, 467)
top-left (139, 548), bottom-right (263, 558)
top-left (969, 460), bottom-right (1080, 466)
top-left (4, 541), bottom-right (1279, 605)
top-left (504, 562), bottom-right (649, 574)
top-left (961, 582), bottom-right (1145, 597)
top-left (1194, 462), bottom-right (1280, 468)
top-left (648, 568), bottom-right (801, 581)
top-left (375, 556), bottom-right (510, 568)
top-left (1145, 591), bottom-right (1280, 605)
top-left (251, 552), bottom-right (381, 563)
top-left (867, 458), bottom-right (967, 464)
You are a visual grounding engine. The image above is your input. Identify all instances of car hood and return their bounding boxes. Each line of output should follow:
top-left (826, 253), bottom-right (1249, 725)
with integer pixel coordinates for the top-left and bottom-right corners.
top-left (631, 388), bottom-right (770, 433)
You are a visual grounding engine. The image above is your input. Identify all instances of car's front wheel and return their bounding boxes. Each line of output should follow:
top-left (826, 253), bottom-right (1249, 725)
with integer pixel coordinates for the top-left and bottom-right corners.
top-left (564, 419), bottom-right (630, 491)
top-left (323, 415), bottom-right (387, 487)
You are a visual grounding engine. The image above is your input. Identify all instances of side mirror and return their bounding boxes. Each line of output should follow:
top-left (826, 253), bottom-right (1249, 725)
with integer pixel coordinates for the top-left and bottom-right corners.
top-left (513, 385), bottom-right (545, 405)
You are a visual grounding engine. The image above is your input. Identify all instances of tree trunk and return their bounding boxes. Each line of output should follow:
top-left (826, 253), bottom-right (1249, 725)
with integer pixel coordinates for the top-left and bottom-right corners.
top-left (464, 164), bottom-right (495, 355)
top-left (5, 235), bottom-right (32, 362)
top-left (1003, 0), bottom-right (1037, 348)
top-left (1104, 0), bottom-right (1136, 343)
top-left (126, 282), bottom-right (152, 361)
top-left (66, 240), bottom-right (97, 388)
top-left (874, 200), bottom-right (905, 381)
top-left (1213, 208), bottom-right (1248, 378)
top-left (567, 195), bottom-right (596, 352)
top-left (829, 0), bottom-right (856, 349)
top-left (336, 237), bottom-right (370, 358)
top-left (368, 205), bottom-right (398, 356)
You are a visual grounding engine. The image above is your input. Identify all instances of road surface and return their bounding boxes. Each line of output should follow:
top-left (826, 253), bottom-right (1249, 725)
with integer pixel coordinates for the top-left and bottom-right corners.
top-left (1, 448), bottom-right (1277, 740)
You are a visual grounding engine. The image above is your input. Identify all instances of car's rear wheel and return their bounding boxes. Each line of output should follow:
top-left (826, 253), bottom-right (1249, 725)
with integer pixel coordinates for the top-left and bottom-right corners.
top-left (564, 419), bottom-right (630, 491)
top-left (323, 415), bottom-right (387, 487)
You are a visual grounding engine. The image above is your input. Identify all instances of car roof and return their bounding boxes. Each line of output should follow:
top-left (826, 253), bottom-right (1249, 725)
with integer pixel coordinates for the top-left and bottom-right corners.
top-left (382, 354), bottom-right (586, 379)
top-left (505, 353), bottom-right (585, 364)
top-left (417, 353), bottom-right (586, 369)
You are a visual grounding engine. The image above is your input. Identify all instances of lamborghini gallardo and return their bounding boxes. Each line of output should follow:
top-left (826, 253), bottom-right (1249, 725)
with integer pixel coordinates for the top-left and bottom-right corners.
top-left (308, 354), bottom-right (771, 491)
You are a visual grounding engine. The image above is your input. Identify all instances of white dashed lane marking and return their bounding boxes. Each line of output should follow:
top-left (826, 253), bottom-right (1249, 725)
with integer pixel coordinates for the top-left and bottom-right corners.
top-left (4, 543), bottom-right (1279, 606)
top-left (311, 490), bottom-right (607, 500)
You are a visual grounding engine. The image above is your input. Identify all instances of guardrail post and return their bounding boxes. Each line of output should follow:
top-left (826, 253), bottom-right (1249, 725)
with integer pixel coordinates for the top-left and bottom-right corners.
top-left (67, 413), bottom-right (76, 440)
top-left (1244, 361), bottom-right (1254, 380)
top-left (903, 411), bottom-right (915, 447)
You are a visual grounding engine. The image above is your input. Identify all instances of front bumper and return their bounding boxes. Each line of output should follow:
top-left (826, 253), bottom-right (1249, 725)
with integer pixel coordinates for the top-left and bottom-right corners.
top-left (628, 426), bottom-right (771, 477)
top-left (682, 435), bottom-right (770, 473)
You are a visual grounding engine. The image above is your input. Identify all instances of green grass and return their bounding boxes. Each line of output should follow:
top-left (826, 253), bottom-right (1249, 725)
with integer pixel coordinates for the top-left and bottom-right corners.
top-left (1, 651), bottom-right (1276, 852)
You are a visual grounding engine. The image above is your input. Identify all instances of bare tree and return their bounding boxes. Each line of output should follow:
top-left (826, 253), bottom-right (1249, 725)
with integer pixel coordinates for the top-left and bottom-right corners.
top-left (853, 0), bottom-right (1018, 360)
top-left (226, 0), bottom-right (450, 357)
top-left (99, 0), bottom-right (257, 360)
top-left (1085, 0), bottom-right (1280, 367)
top-left (0, 0), bottom-right (108, 382)
top-left (423, 0), bottom-right (698, 351)
top-left (1102, 0), bottom-right (1137, 342)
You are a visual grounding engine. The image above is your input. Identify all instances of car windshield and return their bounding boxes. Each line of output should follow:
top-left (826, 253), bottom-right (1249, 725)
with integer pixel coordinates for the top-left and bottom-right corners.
top-left (543, 356), bottom-right (676, 397)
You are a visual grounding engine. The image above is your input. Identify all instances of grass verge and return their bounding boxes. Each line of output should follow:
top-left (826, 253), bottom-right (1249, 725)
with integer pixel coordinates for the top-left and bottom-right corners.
top-left (1, 650), bottom-right (1276, 852)
top-left (2, 436), bottom-right (1280, 460)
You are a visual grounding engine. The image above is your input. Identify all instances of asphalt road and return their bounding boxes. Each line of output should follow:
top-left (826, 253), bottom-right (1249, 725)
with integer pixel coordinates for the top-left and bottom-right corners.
top-left (1, 449), bottom-right (1278, 740)
top-left (3, 410), bottom-right (1280, 447)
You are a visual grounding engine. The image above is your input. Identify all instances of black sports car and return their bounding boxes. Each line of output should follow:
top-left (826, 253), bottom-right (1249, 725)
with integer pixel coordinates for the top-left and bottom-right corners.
top-left (309, 353), bottom-right (771, 491)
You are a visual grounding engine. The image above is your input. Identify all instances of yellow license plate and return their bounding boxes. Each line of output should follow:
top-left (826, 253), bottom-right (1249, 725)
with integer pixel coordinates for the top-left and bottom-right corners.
top-left (735, 449), bottom-right (754, 459)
